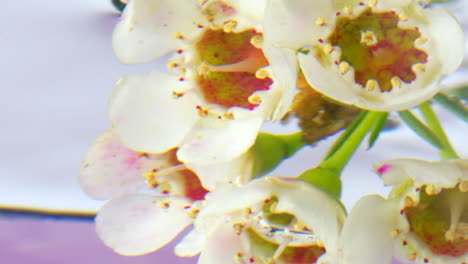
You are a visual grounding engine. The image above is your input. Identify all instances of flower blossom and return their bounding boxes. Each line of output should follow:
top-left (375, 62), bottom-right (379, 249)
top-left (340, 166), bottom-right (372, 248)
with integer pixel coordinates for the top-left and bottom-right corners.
top-left (177, 176), bottom-right (346, 264)
top-left (79, 129), bottom-right (249, 255)
top-left (110, 0), bottom-right (297, 165)
top-left (263, 0), bottom-right (465, 111)
top-left (341, 158), bottom-right (467, 264)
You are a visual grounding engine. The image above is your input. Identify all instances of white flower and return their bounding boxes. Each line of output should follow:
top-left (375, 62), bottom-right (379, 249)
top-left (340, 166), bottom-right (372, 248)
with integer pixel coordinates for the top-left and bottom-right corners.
top-left (263, 0), bottom-right (465, 111)
top-left (110, 0), bottom-right (297, 164)
top-left (341, 158), bottom-right (468, 264)
top-left (179, 176), bottom-right (346, 264)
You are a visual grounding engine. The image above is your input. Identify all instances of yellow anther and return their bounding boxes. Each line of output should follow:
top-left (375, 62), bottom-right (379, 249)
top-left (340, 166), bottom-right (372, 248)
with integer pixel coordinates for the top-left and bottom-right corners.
top-left (315, 17), bottom-right (326, 26)
top-left (197, 107), bottom-right (209, 117)
top-left (248, 95), bottom-right (262, 105)
top-left (255, 68), bottom-right (269, 79)
top-left (425, 184), bottom-right (440, 195)
top-left (174, 33), bottom-right (184, 39)
top-left (167, 61), bottom-right (179, 70)
top-left (172, 91), bottom-right (185, 98)
top-left (223, 112), bottom-right (235, 120)
top-left (360, 30), bottom-right (378, 46)
top-left (404, 195), bottom-right (417, 207)
top-left (368, 0), bottom-right (377, 8)
top-left (197, 62), bottom-right (211, 76)
top-left (233, 223), bottom-right (245, 235)
top-left (407, 252), bottom-right (417, 261)
top-left (390, 228), bottom-right (402, 238)
top-left (234, 252), bottom-right (245, 263)
top-left (223, 19), bottom-right (238, 33)
top-left (187, 208), bottom-right (200, 218)
top-left (344, 6), bottom-right (354, 14)
top-left (459, 181), bottom-right (468, 192)
top-left (339, 61), bottom-right (350, 74)
top-left (412, 63), bottom-right (426, 73)
top-left (399, 12), bottom-right (409, 21)
top-left (322, 44), bottom-right (334, 55)
top-left (415, 37), bottom-right (428, 45)
top-left (250, 35), bottom-right (264, 49)
top-left (157, 201), bottom-right (170, 209)
top-left (391, 76), bottom-right (402, 88)
top-left (316, 240), bottom-right (324, 247)
top-left (366, 80), bottom-right (377, 91)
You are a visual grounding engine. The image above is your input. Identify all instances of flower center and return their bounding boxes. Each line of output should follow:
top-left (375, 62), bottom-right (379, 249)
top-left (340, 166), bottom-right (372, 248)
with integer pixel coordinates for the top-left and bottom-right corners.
top-left (404, 185), bottom-right (467, 257)
top-left (327, 8), bottom-right (428, 92)
top-left (195, 29), bottom-right (272, 110)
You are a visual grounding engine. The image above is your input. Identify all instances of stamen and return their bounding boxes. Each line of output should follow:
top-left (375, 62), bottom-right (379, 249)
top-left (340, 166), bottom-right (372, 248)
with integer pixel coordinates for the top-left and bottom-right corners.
top-left (404, 195), bottom-right (416, 207)
top-left (271, 218), bottom-right (298, 261)
top-left (204, 56), bottom-right (264, 74)
top-left (360, 30), bottom-right (378, 46)
top-left (248, 95), bottom-right (262, 105)
top-left (366, 79), bottom-right (377, 91)
top-left (339, 61), bottom-right (350, 74)
top-left (223, 19), bottom-right (238, 33)
top-left (250, 35), bottom-right (264, 49)
top-left (412, 63), bottom-right (426, 73)
top-left (399, 13), bottom-right (409, 21)
top-left (144, 164), bottom-right (187, 186)
top-left (172, 91), bottom-right (185, 98)
top-left (408, 252), bottom-right (417, 261)
top-left (415, 37), bottom-right (428, 45)
top-left (315, 17), bottom-right (326, 26)
top-left (425, 184), bottom-right (440, 195)
top-left (255, 68), bottom-right (269, 79)
top-left (322, 44), bottom-right (334, 55)
top-left (344, 6), bottom-right (354, 15)
top-left (391, 76), bottom-right (402, 88)
top-left (156, 200), bottom-right (171, 209)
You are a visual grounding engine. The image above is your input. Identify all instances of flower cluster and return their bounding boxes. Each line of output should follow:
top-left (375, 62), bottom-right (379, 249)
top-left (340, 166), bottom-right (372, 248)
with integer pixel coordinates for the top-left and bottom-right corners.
top-left (81, 0), bottom-right (466, 264)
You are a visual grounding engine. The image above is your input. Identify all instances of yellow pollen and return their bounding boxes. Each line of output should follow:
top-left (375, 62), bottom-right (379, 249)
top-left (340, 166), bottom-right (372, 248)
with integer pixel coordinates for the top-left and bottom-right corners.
top-left (360, 30), bottom-right (378, 46)
top-left (197, 107), bottom-right (209, 117)
top-left (234, 252), bottom-right (245, 263)
top-left (344, 6), bottom-right (354, 15)
top-left (167, 61), bottom-right (179, 70)
top-left (233, 223), bottom-right (245, 235)
top-left (425, 184), bottom-right (440, 195)
top-left (459, 181), bottom-right (468, 192)
top-left (187, 208), bottom-right (200, 218)
top-left (322, 44), bottom-right (334, 55)
top-left (404, 195), bottom-right (416, 207)
top-left (390, 229), bottom-right (402, 238)
top-left (174, 33), bottom-right (184, 39)
top-left (255, 68), bottom-right (269, 79)
top-left (316, 240), bottom-right (324, 247)
top-left (223, 112), bottom-right (235, 120)
top-left (339, 61), bottom-right (350, 74)
top-left (368, 0), bottom-right (377, 8)
top-left (223, 19), bottom-right (238, 33)
top-left (172, 91), bottom-right (185, 98)
top-left (157, 200), bottom-right (171, 209)
top-left (415, 37), bottom-right (428, 45)
top-left (250, 35), bottom-right (264, 48)
top-left (412, 63), bottom-right (426, 73)
top-left (197, 62), bottom-right (211, 77)
top-left (315, 17), bottom-right (326, 26)
top-left (407, 252), bottom-right (417, 261)
top-left (248, 94), bottom-right (262, 105)
top-left (399, 13), bottom-right (409, 21)
top-left (391, 76), bottom-right (402, 88)
top-left (366, 79), bottom-right (377, 91)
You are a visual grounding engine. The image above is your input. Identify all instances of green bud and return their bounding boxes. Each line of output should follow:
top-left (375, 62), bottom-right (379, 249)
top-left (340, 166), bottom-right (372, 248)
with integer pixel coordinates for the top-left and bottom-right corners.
top-left (298, 167), bottom-right (342, 198)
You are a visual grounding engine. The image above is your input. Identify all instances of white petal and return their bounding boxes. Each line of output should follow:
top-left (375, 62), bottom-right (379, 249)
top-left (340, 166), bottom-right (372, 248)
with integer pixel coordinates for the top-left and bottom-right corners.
top-left (227, 0), bottom-right (267, 27)
top-left (109, 71), bottom-right (200, 153)
top-left (177, 117), bottom-right (263, 165)
top-left (79, 129), bottom-right (165, 199)
top-left (113, 0), bottom-right (204, 63)
top-left (185, 153), bottom-right (250, 190)
top-left (197, 221), bottom-right (246, 264)
top-left (174, 229), bottom-right (205, 257)
top-left (341, 195), bottom-right (399, 264)
top-left (96, 194), bottom-right (192, 256)
top-left (264, 0), bottom-right (333, 49)
top-left (422, 8), bottom-right (465, 74)
top-left (262, 43), bottom-right (299, 120)
top-left (373, 158), bottom-right (464, 188)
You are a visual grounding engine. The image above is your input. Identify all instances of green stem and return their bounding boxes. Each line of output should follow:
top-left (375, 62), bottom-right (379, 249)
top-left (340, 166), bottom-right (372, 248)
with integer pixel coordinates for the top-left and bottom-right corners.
top-left (419, 102), bottom-right (459, 159)
top-left (319, 111), bottom-right (386, 174)
top-left (276, 131), bottom-right (307, 158)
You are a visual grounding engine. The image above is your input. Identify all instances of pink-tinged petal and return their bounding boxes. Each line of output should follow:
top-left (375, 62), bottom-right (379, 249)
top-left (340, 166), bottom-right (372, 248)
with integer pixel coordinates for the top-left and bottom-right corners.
top-left (341, 195), bottom-right (400, 264)
top-left (109, 71), bottom-right (201, 153)
top-left (79, 129), bottom-right (166, 200)
top-left (174, 229), bottom-right (205, 257)
top-left (113, 0), bottom-right (204, 63)
top-left (372, 159), bottom-right (463, 188)
top-left (96, 194), bottom-right (192, 256)
top-left (197, 221), bottom-right (246, 264)
top-left (177, 117), bottom-right (263, 165)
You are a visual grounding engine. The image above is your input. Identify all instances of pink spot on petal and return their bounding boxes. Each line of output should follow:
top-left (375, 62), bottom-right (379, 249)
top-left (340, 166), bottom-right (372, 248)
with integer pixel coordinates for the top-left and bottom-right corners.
top-left (377, 164), bottom-right (393, 175)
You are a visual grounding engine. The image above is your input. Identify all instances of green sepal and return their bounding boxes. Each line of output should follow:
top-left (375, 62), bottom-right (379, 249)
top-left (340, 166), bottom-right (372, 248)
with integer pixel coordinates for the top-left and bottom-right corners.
top-left (298, 167), bottom-right (341, 198)
top-left (112, 0), bottom-right (127, 12)
top-left (367, 112), bottom-right (389, 150)
top-left (433, 93), bottom-right (468, 123)
top-left (398, 110), bottom-right (443, 149)
top-left (251, 132), bottom-right (305, 179)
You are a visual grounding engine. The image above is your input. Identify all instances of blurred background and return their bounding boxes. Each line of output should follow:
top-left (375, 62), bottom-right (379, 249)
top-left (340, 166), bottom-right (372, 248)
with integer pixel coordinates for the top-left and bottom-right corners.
top-left (0, 1), bottom-right (466, 263)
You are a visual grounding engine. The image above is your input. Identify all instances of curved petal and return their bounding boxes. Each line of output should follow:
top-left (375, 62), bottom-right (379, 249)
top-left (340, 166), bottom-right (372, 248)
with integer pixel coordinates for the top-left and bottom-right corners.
top-left (174, 229), bottom-right (205, 257)
top-left (113, 0), bottom-right (204, 63)
top-left (422, 8), bottom-right (465, 74)
top-left (197, 221), bottom-right (246, 264)
top-left (177, 117), bottom-right (263, 165)
top-left (79, 129), bottom-right (166, 199)
top-left (96, 194), bottom-right (192, 256)
top-left (373, 159), bottom-right (464, 188)
top-left (341, 195), bottom-right (399, 264)
top-left (109, 71), bottom-right (200, 153)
